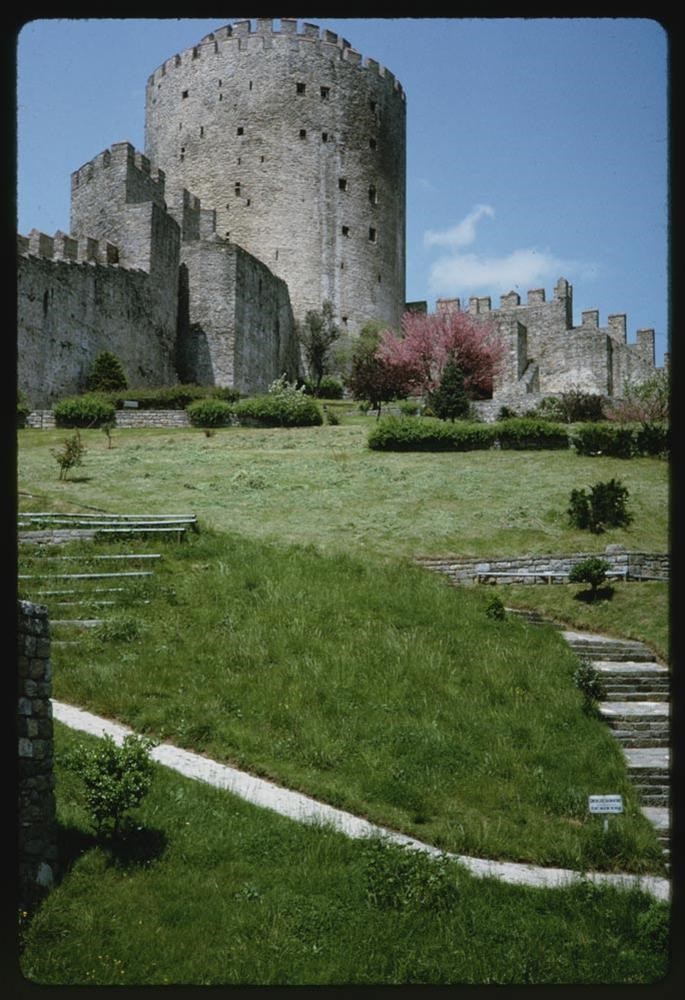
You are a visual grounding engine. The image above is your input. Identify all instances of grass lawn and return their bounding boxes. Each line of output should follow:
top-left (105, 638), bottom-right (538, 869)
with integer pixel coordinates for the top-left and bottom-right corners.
top-left (19, 724), bottom-right (669, 987)
top-left (16, 420), bottom-right (671, 984)
top-left (17, 422), bottom-right (669, 559)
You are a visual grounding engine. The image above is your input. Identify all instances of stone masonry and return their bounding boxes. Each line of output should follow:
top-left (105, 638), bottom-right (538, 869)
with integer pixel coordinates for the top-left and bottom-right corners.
top-left (18, 600), bottom-right (58, 911)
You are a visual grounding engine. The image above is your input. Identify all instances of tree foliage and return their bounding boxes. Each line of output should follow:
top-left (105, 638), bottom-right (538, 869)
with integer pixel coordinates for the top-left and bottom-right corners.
top-left (296, 300), bottom-right (341, 394)
top-left (377, 310), bottom-right (506, 399)
top-left (606, 364), bottom-right (669, 423)
top-left (346, 326), bottom-right (411, 417)
top-left (85, 351), bottom-right (128, 392)
top-left (427, 355), bottom-right (470, 420)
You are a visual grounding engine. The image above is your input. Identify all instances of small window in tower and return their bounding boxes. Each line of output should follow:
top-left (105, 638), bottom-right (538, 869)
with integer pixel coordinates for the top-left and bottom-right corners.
top-left (237, 157), bottom-right (241, 165)
top-left (200, 126), bottom-right (204, 137)
top-left (218, 79), bottom-right (222, 87)
top-left (342, 226), bottom-right (350, 237)
top-left (237, 126), bottom-right (244, 136)
top-left (378, 273), bottom-right (382, 283)
top-left (219, 94), bottom-right (223, 101)
top-left (249, 80), bottom-right (253, 91)
top-left (340, 262), bottom-right (345, 270)
top-left (320, 86), bottom-right (330, 100)
top-left (180, 153), bottom-right (185, 161)
top-left (369, 227), bottom-right (377, 243)
top-left (338, 178), bottom-right (347, 191)
top-left (322, 132), bottom-right (328, 143)
top-left (182, 90), bottom-right (189, 99)
top-left (342, 316), bottom-right (348, 325)
top-left (369, 137), bottom-right (377, 150)
top-left (246, 199), bottom-right (251, 206)
top-left (235, 182), bottom-right (241, 196)
top-left (296, 82), bottom-right (306, 94)
top-left (275, 249), bottom-right (279, 260)
top-left (299, 129), bottom-right (307, 139)
top-left (260, 155), bottom-right (265, 163)
top-left (369, 100), bottom-right (376, 112)
top-left (368, 185), bottom-right (377, 204)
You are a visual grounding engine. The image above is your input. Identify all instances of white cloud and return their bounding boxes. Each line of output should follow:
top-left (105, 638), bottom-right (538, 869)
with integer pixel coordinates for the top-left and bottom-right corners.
top-left (423, 204), bottom-right (495, 249)
top-left (427, 248), bottom-right (598, 298)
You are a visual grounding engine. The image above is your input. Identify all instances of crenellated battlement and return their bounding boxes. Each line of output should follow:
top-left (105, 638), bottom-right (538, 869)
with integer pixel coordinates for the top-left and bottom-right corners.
top-left (71, 142), bottom-right (166, 206)
top-left (146, 18), bottom-right (405, 99)
top-left (18, 228), bottom-right (123, 267)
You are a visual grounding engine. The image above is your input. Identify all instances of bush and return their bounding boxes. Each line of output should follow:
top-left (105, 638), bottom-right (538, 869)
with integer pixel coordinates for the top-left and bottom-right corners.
top-left (52, 431), bottom-right (86, 480)
top-left (186, 398), bottom-right (235, 428)
top-left (105, 385), bottom-right (240, 410)
top-left (426, 357), bottom-right (470, 421)
top-left (568, 479), bottom-right (632, 533)
top-left (233, 378), bottom-right (323, 427)
top-left (305, 376), bottom-right (344, 399)
top-left (368, 416), bottom-right (496, 452)
top-left (573, 659), bottom-right (606, 713)
top-left (323, 405), bottom-right (340, 426)
top-left (571, 423), bottom-right (635, 458)
top-left (398, 399), bottom-right (420, 417)
top-left (85, 351), bottom-right (128, 392)
top-left (63, 733), bottom-right (155, 836)
top-left (495, 417), bottom-right (569, 450)
top-left (634, 422), bottom-right (669, 457)
top-left (568, 557), bottom-right (610, 596)
top-left (485, 596), bottom-right (506, 620)
top-left (54, 394), bottom-right (116, 428)
top-left (17, 391), bottom-right (31, 428)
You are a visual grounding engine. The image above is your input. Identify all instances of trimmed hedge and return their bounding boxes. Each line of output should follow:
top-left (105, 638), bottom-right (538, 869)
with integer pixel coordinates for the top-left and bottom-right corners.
top-left (634, 422), bottom-right (669, 457)
top-left (54, 394), bottom-right (117, 428)
top-left (186, 398), bottom-right (236, 427)
top-left (495, 418), bottom-right (569, 450)
top-left (105, 384), bottom-right (240, 410)
top-left (234, 394), bottom-right (323, 427)
top-left (571, 422), bottom-right (636, 458)
top-left (368, 416), bottom-right (497, 452)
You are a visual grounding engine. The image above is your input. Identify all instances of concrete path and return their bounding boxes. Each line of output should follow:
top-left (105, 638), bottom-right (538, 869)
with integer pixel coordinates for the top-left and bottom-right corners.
top-left (52, 700), bottom-right (669, 903)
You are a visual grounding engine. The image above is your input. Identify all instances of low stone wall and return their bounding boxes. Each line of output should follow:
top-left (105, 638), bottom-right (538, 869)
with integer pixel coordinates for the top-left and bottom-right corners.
top-left (416, 548), bottom-right (669, 584)
top-left (18, 600), bottom-right (58, 911)
top-left (25, 409), bottom-right (190, 429)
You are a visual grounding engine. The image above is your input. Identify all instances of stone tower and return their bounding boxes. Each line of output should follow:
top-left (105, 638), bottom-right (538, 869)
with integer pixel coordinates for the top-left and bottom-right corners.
top-left (144, 17), bottom-right (406, 337)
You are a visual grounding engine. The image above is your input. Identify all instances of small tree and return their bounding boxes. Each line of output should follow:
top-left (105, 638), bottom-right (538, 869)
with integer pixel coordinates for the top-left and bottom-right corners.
top-left (296, 300), bottom-right (341, 395)
top-left (568, 479), bottom-right (632, 534)
top-left (52, 432), bottom-right (86, 480)
top-left (86, 350), bottom-right (128, 392)
top-left (346, 327), bottom-right (412, 418)
top-left (427, 355), bottom-right (470, 420)
top-left (569, 557), bottom-right (610, 599)
top-left (64, 734), bottom-right (155, 837)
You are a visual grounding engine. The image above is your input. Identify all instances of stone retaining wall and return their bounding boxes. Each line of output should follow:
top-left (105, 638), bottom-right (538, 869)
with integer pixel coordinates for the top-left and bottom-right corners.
top-left (18, 600), bottom-right (58, 911)
top-left (417, 548), bottom-right (669, 584)
top-left (25, 409), bottom-right (191, 429)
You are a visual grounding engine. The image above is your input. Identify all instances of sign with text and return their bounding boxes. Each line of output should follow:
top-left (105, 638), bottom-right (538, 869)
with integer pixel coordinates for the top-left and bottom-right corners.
top-left (588, 795), bottom-right (623, 814)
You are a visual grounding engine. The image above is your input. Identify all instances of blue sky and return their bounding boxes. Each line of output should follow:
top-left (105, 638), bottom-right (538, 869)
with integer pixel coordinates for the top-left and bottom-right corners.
top-left (16, 16), bottom-right (669, 365)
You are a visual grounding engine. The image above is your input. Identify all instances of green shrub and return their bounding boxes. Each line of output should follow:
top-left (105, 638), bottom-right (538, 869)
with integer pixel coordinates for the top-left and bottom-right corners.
top-left (426, 357), bottom-right (470, 421)
top-left (54, 394), bottom-right (116, 428)
top-left (573, 658), bottom-right (606, 712)
top-left (85, 351), bottom-right (128, 392)
top-left (571, 423), bottom-right (635, 458)
top-left (495, 417), bottom-right (569, 450)
top-left (234, 380), bottom-right (323, 427)
top-left (569, 557), bottom-right (611, 596)
top-left (52, 431), bottom-right (86, 480)
top-left (496, 405), bottom-right (518, 420)
top-left (323, 405), bottom-right (340, 426)
top-left (568, 480), bottom-right (632, 533)
top-left (186, 398), bottom-right (235, 428)
top-left (398, 399), bottom-right (420, 416)
top-left (305, 376), bottom-right (344, 399)
top-left (485, 596), bottom-right (506, 620)
top-left (106, 385), bottom-right (240, 410)
top-left (63, 733), bottom-right (155, 836)
top-left (634, 422), bottom-right (669, 457)
top-left (17, 391), bottom-right (31, 428)
top-left (368, 416), bottom-right (496, 452)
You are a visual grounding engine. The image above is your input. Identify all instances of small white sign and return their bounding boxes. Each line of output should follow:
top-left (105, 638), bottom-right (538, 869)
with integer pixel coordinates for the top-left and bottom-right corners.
top-left (588, 794), bottom-right (623, 814)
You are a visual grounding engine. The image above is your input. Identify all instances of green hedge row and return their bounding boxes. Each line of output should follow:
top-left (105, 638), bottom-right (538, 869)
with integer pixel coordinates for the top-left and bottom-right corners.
top-left (368, 416), bottom-right (669, 455)
top-left (233, 394), bottom-right (323, 427)
top-left (54, 395), bottom-right (117, 428)
top-left (103, 384), bottom-right (240, 410)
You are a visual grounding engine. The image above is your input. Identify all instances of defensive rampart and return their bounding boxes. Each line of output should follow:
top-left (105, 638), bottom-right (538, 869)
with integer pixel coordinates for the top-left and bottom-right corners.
top-left (144, 17), bottom-right (406, 337)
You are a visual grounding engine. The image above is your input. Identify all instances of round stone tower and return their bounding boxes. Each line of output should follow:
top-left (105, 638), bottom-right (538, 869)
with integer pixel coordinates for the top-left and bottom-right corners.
top-left (144, 17), bottom-right (406, 338)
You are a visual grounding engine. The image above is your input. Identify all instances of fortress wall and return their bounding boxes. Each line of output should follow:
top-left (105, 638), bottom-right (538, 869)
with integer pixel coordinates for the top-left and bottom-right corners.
top-left (144, 18), bottom-right (406, 336)
top-left (177, 240), bottom-right (297, 393)
top-left (18, 251), bottom-right (178, 408)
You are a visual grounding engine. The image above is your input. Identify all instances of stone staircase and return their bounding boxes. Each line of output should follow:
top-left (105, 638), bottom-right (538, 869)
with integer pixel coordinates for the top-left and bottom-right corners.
top-left (561, 629), bottom-right (670, 859)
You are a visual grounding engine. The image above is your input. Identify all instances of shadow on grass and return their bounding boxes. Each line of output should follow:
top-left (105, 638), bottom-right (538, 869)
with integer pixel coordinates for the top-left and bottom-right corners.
top-left (55, 820), bottom-right (168, 882)
top-left (573, 586), bottom-right (615, 603)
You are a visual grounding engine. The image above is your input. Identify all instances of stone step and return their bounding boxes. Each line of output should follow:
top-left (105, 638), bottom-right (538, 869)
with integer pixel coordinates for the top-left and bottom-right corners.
top-left (599, 701), bottom-right (669, 721)
top-left (613, 735), bottom-right (669, 748)
top-left (623, 747), bottom-right (670, 769)
top-left (601, 688), bottom-right (668, 702)
top-left (562, 631), bottom-right (654, 661)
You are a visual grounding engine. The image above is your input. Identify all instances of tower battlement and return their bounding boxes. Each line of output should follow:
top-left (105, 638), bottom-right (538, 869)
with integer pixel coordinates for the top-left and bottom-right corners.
top-left (18, 229), bottom-right (122, 267)
top-left (147, 18), bottom-right (405, 100)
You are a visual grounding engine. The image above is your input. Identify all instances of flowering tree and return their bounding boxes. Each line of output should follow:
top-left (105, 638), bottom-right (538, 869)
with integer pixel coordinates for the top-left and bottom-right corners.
top-left (377, 311), bottom-right (506, 399)
top-left (346, 326), bottom-right (413, 417)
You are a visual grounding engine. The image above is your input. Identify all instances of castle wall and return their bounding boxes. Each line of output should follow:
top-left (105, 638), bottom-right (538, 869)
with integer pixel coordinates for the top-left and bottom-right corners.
top-left (17, 246), bottom-right (178, 408)
top-left (144, 18), bottom-right (406, 337)
top-left (177, 240), bottom-right (298, 393)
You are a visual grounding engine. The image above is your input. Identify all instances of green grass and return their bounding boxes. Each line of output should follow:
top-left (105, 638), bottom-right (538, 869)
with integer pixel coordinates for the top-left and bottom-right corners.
top-left (17, 424), bottom-right (669, 558)
top-left (19, 724), bottom-right (670, 986)
top-left (19, 531), bottom-right (665, 875)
